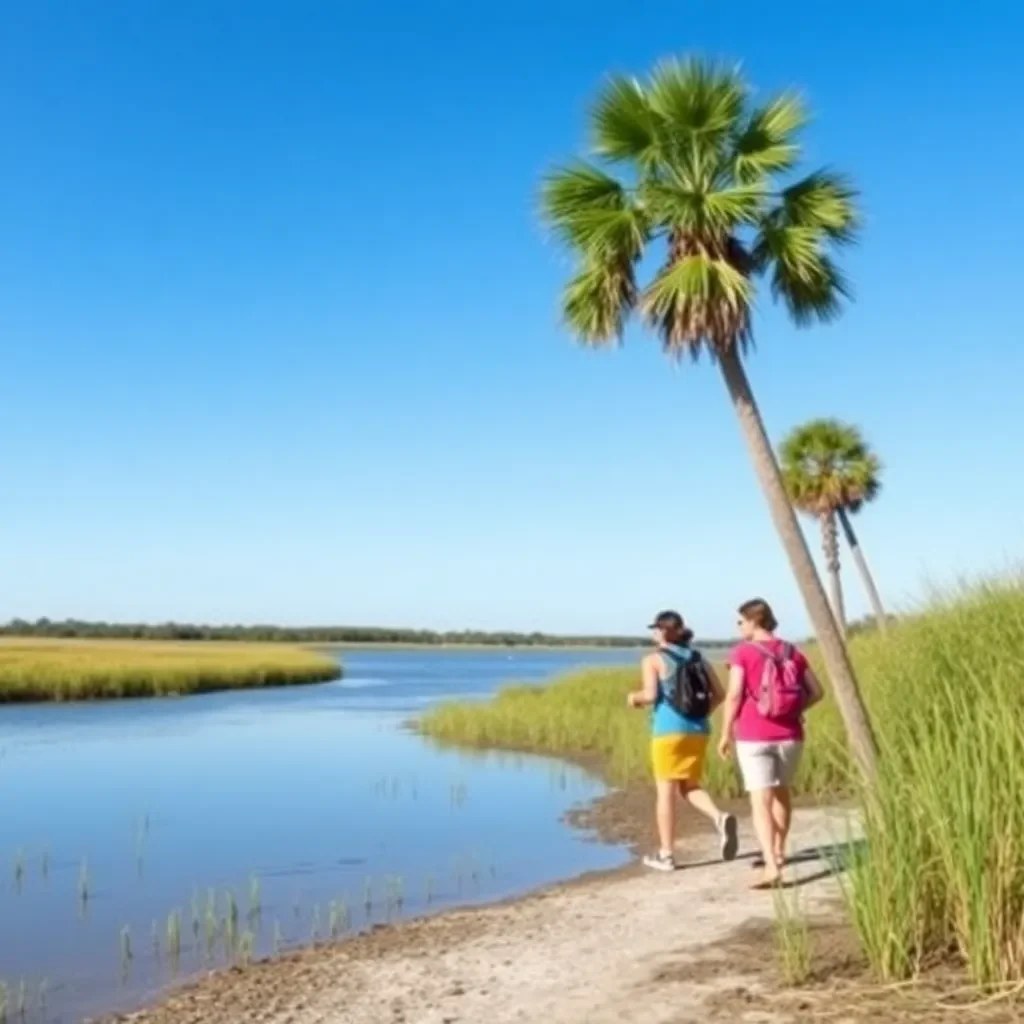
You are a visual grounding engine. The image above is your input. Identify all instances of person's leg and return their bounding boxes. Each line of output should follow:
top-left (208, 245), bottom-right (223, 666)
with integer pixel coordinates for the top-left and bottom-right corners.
top-left (655, 779), bottom-right (676, 855)
top-left (737, 742), bottom-right (781, 886)
top-left (680, 784), bottom-right (739, 861)
top-left (770, 741), bottom-right (803, 864)
top-left (770, 786), bottom-right (792, 864)
top-left (680, 783), bottom-right (719, 822)
top-left (749, 787), bottom-right (780, 884)
top-left (676, 735), bottom-right (716, 820)
top-left (640, 778), bottom-right (678, 870)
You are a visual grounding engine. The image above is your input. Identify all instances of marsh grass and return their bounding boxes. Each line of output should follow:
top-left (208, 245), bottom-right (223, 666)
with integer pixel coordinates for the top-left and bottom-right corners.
top-left (773, 890), bottom-right (812, 985)
top-left (248, 874), bottom-right (262, 924)
top-left (166, 910), bottom-right (182, 963)
top-left (842, 580), bottom-right (1024, 986)
top-left (0, 638), bottom-right (340, 703)
top-left (237, 930), bottom-right (254, 966)
top-left (418, 661), bottom-right (845, 798)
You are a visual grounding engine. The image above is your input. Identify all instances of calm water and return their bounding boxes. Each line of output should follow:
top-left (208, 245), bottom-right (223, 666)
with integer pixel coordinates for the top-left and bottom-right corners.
top-left (0, 648), bottom-right (639, 1023)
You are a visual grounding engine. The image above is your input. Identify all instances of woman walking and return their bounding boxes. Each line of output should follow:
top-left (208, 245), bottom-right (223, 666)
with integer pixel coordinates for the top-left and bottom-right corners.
top-left (718, 598), bottom-right (824, 888)
top-left (628, 610), bottom-right (738, 872)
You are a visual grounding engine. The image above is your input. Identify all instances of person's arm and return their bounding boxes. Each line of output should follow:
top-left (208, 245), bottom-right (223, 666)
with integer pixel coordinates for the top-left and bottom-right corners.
top-left (627, 654), bottom-right (660, 709)
top-left (717, 664), bottom-right (744, 757)
top-left (802, 665), bottom-right (825, 709)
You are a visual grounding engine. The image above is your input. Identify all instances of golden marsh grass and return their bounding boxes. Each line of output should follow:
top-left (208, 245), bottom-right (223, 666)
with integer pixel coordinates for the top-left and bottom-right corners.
top-left (0, 638), bottom-right (341, 702)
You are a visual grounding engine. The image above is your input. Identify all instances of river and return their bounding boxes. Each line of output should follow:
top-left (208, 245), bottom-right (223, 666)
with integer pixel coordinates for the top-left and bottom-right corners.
top-left (0, 647), bottom-right (640, 1023)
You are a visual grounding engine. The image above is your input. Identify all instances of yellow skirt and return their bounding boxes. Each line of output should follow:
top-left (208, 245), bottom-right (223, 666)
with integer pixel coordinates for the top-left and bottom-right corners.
top-left (651, 734), bottom-right (708, 783)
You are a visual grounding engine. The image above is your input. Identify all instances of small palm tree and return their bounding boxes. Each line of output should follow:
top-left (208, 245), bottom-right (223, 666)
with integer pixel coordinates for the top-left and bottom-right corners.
top-left (780, 419), bottom-right (887, 637)
top-left (540, 57), bottom-right (877, 777)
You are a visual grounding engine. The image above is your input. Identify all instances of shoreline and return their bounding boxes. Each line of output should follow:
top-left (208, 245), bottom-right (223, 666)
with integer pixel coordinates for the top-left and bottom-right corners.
top-left (107, 808), bottom-right (853, 1024)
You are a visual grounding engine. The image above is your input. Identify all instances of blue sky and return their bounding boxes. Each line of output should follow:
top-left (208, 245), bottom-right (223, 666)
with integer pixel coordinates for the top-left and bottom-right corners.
top-left (1, 1), bottom-right (1021, 637)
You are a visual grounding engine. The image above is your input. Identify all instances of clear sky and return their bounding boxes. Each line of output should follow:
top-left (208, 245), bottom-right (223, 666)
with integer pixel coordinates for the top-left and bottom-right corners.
top-left (1, 1), bottom-right (1021, 637)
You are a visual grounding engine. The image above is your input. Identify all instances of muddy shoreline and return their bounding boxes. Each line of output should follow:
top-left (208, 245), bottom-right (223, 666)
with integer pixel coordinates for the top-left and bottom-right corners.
top-left (102, 799), bottom-right (1018, 1024)
top-left (102, 807), bottom-right (837, 1024)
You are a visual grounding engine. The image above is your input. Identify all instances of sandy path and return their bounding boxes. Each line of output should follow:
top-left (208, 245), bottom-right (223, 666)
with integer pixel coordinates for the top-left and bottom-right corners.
top-left (118, 807), bottom-right (853, 1024)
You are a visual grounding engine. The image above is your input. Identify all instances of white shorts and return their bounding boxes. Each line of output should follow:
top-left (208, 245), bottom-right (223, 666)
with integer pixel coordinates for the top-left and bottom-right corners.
top-left (736, 740), bottom-right (804, 792)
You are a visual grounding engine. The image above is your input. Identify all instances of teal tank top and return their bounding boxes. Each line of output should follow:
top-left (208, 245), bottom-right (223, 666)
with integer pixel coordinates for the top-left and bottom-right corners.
top-left (651, 644), bottom-right (711, 737)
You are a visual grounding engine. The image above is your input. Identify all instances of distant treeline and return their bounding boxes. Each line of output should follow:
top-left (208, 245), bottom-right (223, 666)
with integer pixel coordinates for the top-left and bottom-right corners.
top-left (0, 618), bottom-right (652, 648)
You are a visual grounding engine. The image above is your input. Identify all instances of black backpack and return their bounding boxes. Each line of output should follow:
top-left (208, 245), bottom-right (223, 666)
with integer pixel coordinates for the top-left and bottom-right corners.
top-left (661, 647), bottom-right (713, 719)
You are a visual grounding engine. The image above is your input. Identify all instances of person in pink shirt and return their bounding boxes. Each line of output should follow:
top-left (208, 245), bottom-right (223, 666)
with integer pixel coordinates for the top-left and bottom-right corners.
top-left (718, 598), bottom-right (824, 889)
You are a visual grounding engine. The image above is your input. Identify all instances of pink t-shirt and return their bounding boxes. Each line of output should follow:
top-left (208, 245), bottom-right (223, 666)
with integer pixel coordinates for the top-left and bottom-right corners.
top-left (728, 638), bottom-right (808, 743)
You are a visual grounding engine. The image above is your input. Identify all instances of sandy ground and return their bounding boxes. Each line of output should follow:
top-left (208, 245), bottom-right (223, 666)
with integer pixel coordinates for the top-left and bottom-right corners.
top-left (113, 807), bottom-right (856, 1024)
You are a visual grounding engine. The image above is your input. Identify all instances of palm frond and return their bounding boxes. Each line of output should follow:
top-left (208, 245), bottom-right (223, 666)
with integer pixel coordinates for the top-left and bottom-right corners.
top-left (643, 179), bottom-right (765, 236)
top-left (703, 182), bottom-right (768, 230)
top-left (754, 220), bottom-right (851, 326)
top-left (561, 255), bottom-right (638, 346)
top-left (732, 92), bottom-right (806, 182)
top-left (773, 251), bottom-right (849, 326)
top-left (591, 75), bottom-right (662, 166)
top-left (647, 58), bottom-right (746, 148)
top-left (641, 252), bottom-right (752, 357)
top-left (541, 162), bottom-right (630, 220)
top-left (779, 170), bottom-right (859, 243)
top-left (541, 163), bottom-right (649, 258)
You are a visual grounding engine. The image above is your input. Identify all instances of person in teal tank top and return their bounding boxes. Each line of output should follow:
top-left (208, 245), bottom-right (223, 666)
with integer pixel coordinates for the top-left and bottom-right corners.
top-left (628, 610), bottom-right (738, 872)
top-left (651, 641), bottom-right (712, 739)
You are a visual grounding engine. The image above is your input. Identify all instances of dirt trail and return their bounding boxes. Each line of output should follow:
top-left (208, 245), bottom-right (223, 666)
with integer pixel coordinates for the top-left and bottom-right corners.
top-left (116, 808), bottom-right (854, 1024)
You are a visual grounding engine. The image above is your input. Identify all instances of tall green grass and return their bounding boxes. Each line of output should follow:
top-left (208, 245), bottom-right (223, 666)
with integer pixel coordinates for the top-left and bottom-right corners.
top-left (420, 577), bottom-right (1024, 986)
top-left (0, 639), bottom-right (341, 702)
top-left (843, 579), bottom-right (1024, 986)
top-left (418, 660), bottom-right (849, 799)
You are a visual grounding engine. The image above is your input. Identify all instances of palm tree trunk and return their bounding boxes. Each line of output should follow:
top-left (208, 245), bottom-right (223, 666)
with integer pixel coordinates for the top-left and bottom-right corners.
top-left (822, 511), bottom-right (846, 638)
top-left (718, 346), bottom-right (877, 780)
top-left (837, 506), bottom-right (888, 637)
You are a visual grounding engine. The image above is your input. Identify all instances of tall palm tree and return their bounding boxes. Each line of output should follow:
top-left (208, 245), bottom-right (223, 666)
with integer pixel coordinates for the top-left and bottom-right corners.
top-left (540, 57), bottom-right (877, 778)
top-left (780, 419), bottom-right (888, 637)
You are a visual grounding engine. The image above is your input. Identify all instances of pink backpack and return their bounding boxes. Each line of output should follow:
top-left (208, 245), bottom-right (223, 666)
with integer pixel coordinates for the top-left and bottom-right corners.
top-left (748, 642), bottom-right (806, 721)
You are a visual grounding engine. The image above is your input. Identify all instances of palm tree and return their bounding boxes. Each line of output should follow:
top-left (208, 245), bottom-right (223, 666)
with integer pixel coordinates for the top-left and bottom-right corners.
top-left (780, 419), bottom-right (888, 637)
top-left (540, 57), bottom-right (877, 778)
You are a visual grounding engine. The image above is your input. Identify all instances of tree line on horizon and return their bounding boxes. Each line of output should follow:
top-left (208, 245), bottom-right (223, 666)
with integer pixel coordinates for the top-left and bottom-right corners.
top-left (0, 618), bottom-right (665, 648)
top-left (0, 614), bottom-right (894, 648)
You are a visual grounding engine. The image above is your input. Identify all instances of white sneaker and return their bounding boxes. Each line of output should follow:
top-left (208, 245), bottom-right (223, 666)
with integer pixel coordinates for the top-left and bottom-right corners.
top-left (642, 851), bottom-right (677, 872)
top-left (719, 813), bottom-right (739, 862)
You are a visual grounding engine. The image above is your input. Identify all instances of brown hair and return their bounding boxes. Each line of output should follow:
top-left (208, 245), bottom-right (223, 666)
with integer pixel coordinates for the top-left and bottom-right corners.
top-left (660, 620), bottom-right (691, 645)
top-left (651, 610), bottom-right (692, 645)
top-left (738, 598), bottom-right (778, 632)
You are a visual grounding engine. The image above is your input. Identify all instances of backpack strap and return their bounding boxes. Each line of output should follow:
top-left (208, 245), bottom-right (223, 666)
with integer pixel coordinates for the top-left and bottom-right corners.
top-left (659, 645), bottom-right (695, 666)
top-left (657, 646), bottom-right (695, 703)
top-left (741, 641), bottom-right (779, 705)
top-left (749, 640), bottom-right (783, 662)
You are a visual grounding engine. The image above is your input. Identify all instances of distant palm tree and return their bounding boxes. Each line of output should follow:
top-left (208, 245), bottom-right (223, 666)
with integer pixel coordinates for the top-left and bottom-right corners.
top-left (780, 419), bottom-right (887, 637)
top-left (540, 57), bottom-right (877, 777)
